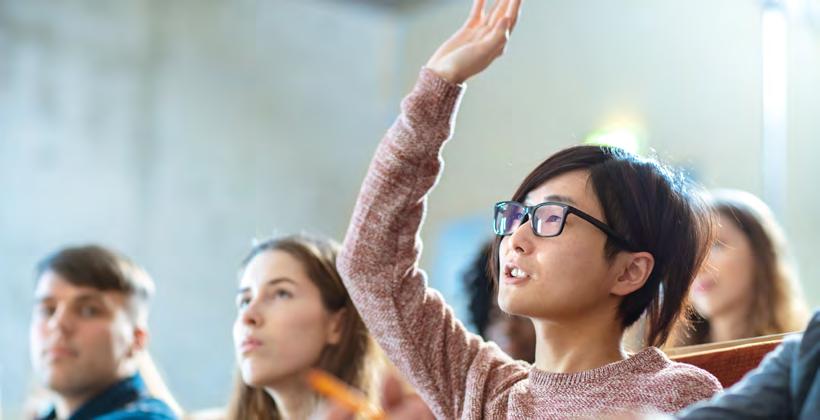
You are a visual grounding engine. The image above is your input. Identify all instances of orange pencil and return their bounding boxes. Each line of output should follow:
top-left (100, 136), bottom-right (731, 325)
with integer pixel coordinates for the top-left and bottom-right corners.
top-left (306, 369), bottom-right (386, 420)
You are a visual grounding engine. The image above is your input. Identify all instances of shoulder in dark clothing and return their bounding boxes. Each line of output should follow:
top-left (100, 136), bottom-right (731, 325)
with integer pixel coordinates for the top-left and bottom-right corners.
top-left (37, 374), bottom-right (178, 420)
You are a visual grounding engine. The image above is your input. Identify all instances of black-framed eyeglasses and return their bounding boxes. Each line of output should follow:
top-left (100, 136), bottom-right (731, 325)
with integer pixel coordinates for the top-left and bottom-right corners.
top-left (493, 201), bottom-right (639, 251)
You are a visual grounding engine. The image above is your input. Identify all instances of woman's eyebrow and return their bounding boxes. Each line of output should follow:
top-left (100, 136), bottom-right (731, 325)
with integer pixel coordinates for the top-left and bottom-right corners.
top-left (263, 277), bottom-right (297, 288)
top-left (236, 277), bottom-right (297, 295)
top-left (528, 194), bottom-right (577, 206)
top-left (544, 194), bottom-right (577, 205)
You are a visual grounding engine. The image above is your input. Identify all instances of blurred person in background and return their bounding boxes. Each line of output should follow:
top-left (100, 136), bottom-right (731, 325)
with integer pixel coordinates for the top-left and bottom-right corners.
top-left (677, 189), bottom-right (810, 346)
top-left (28, 245), bottom-right (179, 419)
top-left (225, 234), bottom-right (384, 420)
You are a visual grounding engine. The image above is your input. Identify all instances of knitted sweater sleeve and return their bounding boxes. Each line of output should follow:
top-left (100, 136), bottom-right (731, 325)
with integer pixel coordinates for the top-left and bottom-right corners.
top-left (337, 68), bottom-right (502, 419)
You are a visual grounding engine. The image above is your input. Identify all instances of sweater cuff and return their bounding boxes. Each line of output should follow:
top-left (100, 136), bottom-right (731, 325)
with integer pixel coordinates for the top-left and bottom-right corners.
top-left (413, 67), bottom-right (465, 124)
top-left (391, 67), bottom-right (466, 165)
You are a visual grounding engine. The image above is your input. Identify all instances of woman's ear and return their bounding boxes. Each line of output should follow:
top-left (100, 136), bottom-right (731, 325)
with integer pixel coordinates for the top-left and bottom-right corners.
top-left (610, 252), bottom-right (655, 296)
top-left (326, 308), bottom-right (347, 345)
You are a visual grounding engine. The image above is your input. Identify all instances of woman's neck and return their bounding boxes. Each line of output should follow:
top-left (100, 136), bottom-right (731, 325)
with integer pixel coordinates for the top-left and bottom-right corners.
top-left (709, 306), bottom-right (752, 343)
top-left (532, 307), bottom-right (626, 373)
top-left (265, 377), bottom-right (317, 420)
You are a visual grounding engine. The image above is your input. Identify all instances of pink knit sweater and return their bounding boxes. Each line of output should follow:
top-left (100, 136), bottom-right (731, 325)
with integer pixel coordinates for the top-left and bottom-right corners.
top-left (337, 69), bottom-right (722, 420)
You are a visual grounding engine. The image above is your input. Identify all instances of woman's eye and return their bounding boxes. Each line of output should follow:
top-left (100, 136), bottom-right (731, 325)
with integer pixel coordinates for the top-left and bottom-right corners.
top-left (274, 290), bottom-right (293, 299)
top-left (545, 215), bottom-right (562, 223)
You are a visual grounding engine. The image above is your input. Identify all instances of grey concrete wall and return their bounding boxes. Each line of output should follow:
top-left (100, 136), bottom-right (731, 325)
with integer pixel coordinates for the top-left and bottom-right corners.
top-left (1, 0), bottom-right (818, 416)
top-left (0, 0), bottom-right (402, 415)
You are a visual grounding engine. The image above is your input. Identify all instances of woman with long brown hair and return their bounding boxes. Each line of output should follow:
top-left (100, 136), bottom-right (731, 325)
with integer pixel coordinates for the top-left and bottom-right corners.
top-left (225, 234), bottom-right (380, 419)
top-left (681, 189), bottom-right (809, 345)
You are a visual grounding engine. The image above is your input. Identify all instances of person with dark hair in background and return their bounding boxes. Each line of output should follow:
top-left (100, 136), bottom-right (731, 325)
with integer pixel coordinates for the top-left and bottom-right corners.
top-left (464, 241), bottom-right (535, 363)
top-left (336, 0), bottom-right (721, 417)
top-left (29, 245), bottom-right (177, 419)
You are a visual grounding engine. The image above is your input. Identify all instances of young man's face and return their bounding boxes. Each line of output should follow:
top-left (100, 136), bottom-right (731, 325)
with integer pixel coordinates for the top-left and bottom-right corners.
top-left (29, 270), bottom-right (142, 400)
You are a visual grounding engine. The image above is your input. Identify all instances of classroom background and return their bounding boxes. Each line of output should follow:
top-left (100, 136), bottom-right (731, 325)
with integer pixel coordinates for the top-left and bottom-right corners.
top-left (1, 0), bottom-right (819, 416)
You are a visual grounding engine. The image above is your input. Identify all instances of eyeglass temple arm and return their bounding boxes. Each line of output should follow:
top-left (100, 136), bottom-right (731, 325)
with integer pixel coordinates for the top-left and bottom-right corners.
top-left (568, 208), bottom-right (639, 251)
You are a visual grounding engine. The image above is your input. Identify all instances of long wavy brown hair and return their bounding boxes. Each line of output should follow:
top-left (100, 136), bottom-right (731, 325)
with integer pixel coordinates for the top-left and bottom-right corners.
top-left (225, 234), bottom-right (379, 420)
top-left (677, 190), bottom-right (809, 345)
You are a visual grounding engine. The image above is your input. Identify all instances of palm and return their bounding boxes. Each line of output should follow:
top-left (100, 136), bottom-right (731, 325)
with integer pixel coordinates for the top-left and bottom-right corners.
top-left (426, 0), bottom-right (522, 84)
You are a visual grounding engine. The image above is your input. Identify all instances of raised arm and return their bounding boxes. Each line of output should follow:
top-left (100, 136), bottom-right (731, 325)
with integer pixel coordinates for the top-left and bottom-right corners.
top-left (336, 1), bottom-right (522, 418)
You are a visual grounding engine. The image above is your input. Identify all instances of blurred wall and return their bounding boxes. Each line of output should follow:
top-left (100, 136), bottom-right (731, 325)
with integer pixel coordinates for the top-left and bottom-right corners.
top-left (786, 1), bottom-right (820, 310)
top-left (400, 0), bottom-right (819, 326)
top-left (1, 0), bottom-right (818, 416)
top-left (0, 0), bottom-right (403, 414)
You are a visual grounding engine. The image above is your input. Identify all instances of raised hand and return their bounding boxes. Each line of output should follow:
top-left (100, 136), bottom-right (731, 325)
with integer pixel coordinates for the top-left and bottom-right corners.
top-left (426, 0), bottom-right (522, 84)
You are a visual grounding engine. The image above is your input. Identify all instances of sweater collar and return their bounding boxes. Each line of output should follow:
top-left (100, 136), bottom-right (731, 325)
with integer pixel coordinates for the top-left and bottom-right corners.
top-left (527, 347), bottom-right (670, 390)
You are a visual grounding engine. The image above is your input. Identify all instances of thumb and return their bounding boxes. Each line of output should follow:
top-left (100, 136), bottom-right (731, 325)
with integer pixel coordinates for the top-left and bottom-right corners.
top-left (322, 402), bottom-right (356, 420)
top-left (381, 372), bottom-right (405, 410)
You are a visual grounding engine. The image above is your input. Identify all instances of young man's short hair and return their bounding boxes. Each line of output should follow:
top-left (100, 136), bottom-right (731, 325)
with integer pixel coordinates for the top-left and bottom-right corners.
top-left (36, 245), bottom-right (154, 325)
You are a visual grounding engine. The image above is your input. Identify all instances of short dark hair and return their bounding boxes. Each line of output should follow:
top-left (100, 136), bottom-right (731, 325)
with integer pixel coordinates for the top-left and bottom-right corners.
top-left (463, 242), bottom-right (494, 336)
top-left (491, 145), bottom-right (713, 347)
top-left (35, 245), bottom-right (155, 324)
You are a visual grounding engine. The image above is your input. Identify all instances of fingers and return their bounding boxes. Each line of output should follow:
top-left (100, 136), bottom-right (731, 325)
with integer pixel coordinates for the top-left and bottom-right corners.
top-left (507, 0), bottom-right (522, 34)
top-left (323, 403), bottom-right (355, 420)
top-left (466, 0), bottom-right (487, 26)
top-left (492, 16), bottom-right (511, 42)
top-left (487, 0), bottom-right (511, 30)
top-left (390, 396), bottom-right (436, 420)
top-left (485, 0), bottom-right (501, 22)
top-left (487, 0), bottom-right (518, 48)
top-left (483, 16), bottom-right (511, 56)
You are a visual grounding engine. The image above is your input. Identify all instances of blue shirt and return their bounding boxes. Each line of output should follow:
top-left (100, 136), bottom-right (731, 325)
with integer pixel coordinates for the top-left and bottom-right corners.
top-left (38, 374), bottom-right (177, 420)
top-left (677, 309), bottom-right (819, 420)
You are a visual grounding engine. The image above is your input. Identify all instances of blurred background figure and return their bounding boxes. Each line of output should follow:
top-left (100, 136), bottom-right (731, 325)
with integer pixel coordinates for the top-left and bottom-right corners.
top-left (26, 245), bottom-right (179, 419)
top-left (225, 234), bottom-right (381, 420)
top-left (464, 241), bottom-right (535, 363)
top-left (677, 189), bottom-right (810, 346)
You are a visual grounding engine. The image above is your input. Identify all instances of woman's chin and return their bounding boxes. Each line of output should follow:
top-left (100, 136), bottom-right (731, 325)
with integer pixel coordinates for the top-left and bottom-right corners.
top-left (690, 297), bottom-right (717, 320)
top-left (240, 365), bottom-right (274, 388)
top-left (498, 295), bottom-right (527, 318)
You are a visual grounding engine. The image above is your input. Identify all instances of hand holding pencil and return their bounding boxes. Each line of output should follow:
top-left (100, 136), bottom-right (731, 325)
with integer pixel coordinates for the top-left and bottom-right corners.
top-left (307, 369), bottom-right (385, 420)
top-left (308, 369), bottom-right (434, 420)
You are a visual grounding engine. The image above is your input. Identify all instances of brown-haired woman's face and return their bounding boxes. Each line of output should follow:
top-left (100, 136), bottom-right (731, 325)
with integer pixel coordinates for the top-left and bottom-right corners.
top-left (233, 250), bottom-right (343, 388)
top-left (497, 170), bottom-right (625, 320)
top-left (690, 215), bottom-right (755, 320)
